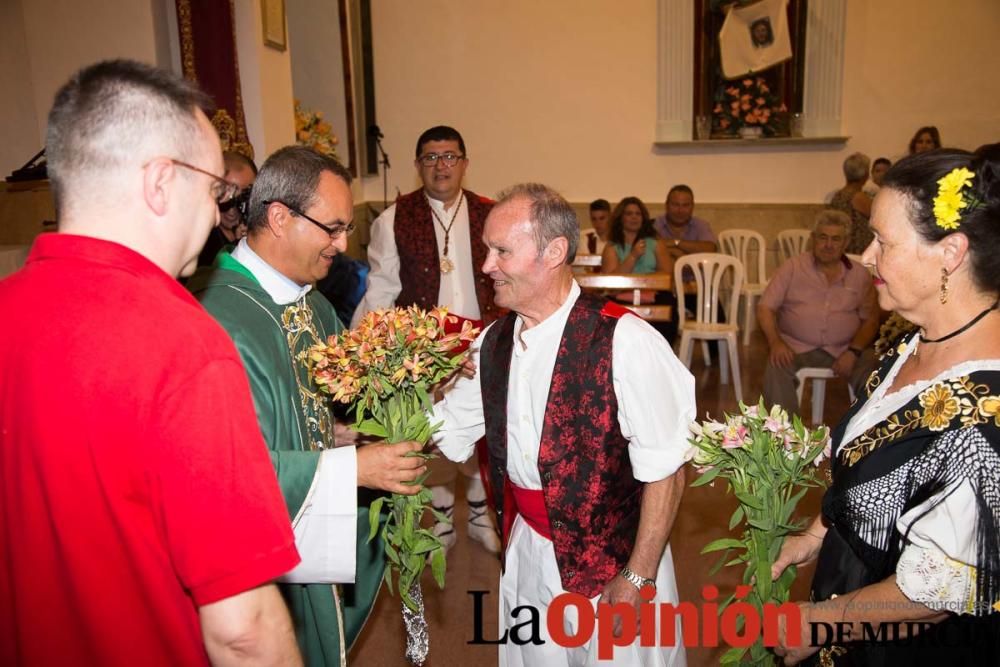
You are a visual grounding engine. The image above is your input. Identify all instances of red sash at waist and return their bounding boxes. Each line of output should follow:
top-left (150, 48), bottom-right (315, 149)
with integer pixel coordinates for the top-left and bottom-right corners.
top-left (509, 482), bottom-right (551, 540)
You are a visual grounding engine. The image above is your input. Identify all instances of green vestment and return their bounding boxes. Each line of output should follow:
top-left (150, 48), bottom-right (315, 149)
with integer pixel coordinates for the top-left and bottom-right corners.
top-left (191, 253), bottom-right (384, 667)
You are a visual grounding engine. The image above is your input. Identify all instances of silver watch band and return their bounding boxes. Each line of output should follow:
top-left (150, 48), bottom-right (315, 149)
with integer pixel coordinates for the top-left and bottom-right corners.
top-left (620, 566), bottom-right (656, 591)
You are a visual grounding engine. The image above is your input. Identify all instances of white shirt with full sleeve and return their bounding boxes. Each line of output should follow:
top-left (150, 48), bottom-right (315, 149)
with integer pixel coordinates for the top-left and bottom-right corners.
top-left (351, 193), bottom-right (480, 327)
top-left (431, 281), bottom-right (694, 666)
top-left (231, 239), bottom-right (357, 584)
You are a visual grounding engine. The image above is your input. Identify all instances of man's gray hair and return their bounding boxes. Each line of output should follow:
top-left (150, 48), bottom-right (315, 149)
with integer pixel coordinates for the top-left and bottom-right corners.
top-left (813, 209), bottom-right (853, 235)
top-left (246, 146), bottom-right (352, 233)
top-left (46, 59), bottom-right (212, 214)
top-left (842, 152), bottom-right (871, 182)
top-left (494, 183), bottom-right (579, 263)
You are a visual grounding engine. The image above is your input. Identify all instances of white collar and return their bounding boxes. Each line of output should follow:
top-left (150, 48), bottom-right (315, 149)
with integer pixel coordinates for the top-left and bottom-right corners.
top-left (426, 191), bottom-right (464, 213)
top-left (231, 238), bottom-right (312, 305)
top-left (512, 281), bottom-right (581, 355)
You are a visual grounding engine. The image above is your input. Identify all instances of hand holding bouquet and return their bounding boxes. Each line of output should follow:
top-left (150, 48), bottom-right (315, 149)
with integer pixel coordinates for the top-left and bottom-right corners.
top-left (307, 305), bottom-right (478, 664)
top-left (688, 400), bottom-right (831, 665)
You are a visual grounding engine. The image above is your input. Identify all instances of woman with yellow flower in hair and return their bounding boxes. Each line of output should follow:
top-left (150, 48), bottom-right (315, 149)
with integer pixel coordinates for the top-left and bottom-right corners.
top-left (772, 145), bottom-right (1000, 666)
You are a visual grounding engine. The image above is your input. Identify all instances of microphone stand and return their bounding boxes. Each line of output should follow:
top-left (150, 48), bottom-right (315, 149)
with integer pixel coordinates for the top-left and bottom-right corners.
top-left (372, 131), bottom-right (391, 212)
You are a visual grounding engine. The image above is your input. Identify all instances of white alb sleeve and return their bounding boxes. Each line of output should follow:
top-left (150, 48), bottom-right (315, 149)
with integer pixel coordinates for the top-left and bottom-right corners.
top-left (279, 447), bottom-right (358, 584)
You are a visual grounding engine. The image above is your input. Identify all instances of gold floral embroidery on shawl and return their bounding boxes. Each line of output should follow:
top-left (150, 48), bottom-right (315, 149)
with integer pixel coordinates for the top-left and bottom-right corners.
top-left (282, 301), bottom-right (334, 451)
top-left (839, 375), bottom-right (1000, 467)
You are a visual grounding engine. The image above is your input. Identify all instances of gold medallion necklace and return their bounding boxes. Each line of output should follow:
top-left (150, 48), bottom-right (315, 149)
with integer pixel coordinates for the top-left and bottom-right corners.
top-left (428, 193), bottom-right (464, 274)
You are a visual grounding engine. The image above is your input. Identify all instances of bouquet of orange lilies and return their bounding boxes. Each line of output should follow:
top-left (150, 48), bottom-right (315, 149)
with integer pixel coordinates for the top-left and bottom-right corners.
top-left (307, 305), bottom-right (478, 665)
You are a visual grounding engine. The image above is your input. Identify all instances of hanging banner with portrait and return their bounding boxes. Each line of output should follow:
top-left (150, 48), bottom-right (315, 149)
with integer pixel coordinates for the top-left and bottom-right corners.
top-left (719, 0), bottom-right (793, 79)
top-left (694, 0), bottom-right (807, 139)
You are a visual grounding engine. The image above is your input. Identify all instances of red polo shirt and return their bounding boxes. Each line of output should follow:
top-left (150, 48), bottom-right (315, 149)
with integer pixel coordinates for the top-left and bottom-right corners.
top-left (0, 234), bottom-right (300, 665)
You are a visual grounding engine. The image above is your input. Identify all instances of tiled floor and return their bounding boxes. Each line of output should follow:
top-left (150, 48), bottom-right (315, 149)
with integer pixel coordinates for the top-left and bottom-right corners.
top-left (351, 330), bottom-right (854, 666)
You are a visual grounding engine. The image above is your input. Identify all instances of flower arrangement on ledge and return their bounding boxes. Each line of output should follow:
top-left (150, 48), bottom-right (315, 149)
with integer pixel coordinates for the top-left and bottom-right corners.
top-left (294, 99), bottom-right (339, 159)
top-left (712, 76), bottom-right (788, 138)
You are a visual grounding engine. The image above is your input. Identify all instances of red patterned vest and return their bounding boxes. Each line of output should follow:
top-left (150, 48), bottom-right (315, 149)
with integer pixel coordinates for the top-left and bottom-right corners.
top-left (480, 293), bottom-right (642, 597)
top-left (392, 188), bottom-right (499, 324)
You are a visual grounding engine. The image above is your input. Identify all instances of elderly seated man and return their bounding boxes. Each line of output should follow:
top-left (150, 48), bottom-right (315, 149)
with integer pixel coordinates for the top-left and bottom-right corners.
top-left (758, 210), bottom-right (879, 416)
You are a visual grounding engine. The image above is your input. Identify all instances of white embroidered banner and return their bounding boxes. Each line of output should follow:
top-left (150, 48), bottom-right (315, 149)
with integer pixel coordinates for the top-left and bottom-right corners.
top-left (719, 0), bottom-right (792, 79)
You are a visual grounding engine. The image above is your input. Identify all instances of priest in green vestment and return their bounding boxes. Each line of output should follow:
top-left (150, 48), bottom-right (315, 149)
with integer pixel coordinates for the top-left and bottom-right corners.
top-left (191, 146), bottom-right (426, 666)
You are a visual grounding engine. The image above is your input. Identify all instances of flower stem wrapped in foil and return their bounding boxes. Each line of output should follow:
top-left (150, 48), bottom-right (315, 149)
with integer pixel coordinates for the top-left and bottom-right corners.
top-left (402, 582), bottom-right (429, 665)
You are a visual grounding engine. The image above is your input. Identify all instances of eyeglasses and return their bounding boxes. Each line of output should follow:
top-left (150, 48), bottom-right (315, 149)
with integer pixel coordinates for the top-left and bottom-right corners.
top-left (167, 159), bottom-right (240, 205)
top-left (265, 200), bottom-right (355, 239)
top-left (417, 152), bottom-right (466, 167)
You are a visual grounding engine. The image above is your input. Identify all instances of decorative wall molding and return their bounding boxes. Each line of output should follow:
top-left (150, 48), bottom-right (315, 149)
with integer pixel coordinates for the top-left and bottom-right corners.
top-left (802, 0), bottom-right (847, 137)
top-left (656, 0), bottom-right (694, 141)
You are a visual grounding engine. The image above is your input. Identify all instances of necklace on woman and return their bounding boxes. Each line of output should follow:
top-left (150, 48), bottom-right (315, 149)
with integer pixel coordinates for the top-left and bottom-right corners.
top-left (917, 302), bottom-right (997, 349)
top-left (428, 194), bottom-right (464, 274)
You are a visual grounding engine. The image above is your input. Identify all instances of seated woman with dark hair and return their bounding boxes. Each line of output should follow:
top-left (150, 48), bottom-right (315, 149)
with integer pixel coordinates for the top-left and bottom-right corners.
top-left (601, 196), bottom-right (675, 340)
top-left (909, 125), bottom-right (942, 155)
top-left (601, 196), bottom-right (673, 276)
top-left (774, 144), bottom-right (1000, 665)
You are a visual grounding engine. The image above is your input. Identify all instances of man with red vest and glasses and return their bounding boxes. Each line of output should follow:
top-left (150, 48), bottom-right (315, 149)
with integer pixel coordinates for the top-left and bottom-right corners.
top-left (353, 126), bottom-right (501, 555)
top-left (431, 183), bottom-right (696, 665)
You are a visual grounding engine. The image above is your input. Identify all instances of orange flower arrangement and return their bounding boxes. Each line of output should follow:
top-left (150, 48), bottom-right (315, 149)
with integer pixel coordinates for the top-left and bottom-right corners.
top-left (307, 305), bottom-right (478, 664)
top-left (712, 77), bottom-right (787, 137)
top-left (294, 99), bottom-right (339, 159)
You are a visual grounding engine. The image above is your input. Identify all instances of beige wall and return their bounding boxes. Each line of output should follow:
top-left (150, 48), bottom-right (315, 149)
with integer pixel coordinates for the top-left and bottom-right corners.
top-left (0, 0), bottom-right (296, 177)
top-left (0, 0), bottom-right (164, 177)
top-left (2, 0), bottom-right (996, 208)
top-left (359, 0), bottom-right (1000, 206)
top-left (234, 0), bottom-right (295, 159)
top-left (0, 0), bottom-right (40, 178)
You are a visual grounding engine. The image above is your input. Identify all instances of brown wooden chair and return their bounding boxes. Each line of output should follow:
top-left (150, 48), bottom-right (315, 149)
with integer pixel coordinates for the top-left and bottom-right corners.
top-left (575, 272), bottom-right (673, 322)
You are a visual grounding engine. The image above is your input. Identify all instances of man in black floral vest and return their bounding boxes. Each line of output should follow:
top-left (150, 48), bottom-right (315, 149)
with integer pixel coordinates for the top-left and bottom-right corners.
top-left (431, 182), bottom-right (697, 665)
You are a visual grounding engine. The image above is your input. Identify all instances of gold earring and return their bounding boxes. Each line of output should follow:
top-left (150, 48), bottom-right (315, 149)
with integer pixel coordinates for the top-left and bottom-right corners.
top-left (940, 267), bottom-right (949, 304)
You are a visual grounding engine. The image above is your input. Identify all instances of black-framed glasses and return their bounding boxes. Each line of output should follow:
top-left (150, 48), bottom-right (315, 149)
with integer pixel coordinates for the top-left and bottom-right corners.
top-left (417, 152), bottom-right (465, 167)
top-left (167, 159), bottom-right (240, 205)
top-left (265, 200), bottom-right (355, 239)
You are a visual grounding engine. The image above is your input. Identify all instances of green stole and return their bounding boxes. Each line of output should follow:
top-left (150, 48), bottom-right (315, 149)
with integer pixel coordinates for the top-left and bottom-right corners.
top-left (190, 253), bottom-right (385, 666)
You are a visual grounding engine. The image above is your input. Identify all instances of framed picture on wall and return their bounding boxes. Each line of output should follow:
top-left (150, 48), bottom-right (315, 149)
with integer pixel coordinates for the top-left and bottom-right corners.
top-left (261, 0), bottom-right (287, 51)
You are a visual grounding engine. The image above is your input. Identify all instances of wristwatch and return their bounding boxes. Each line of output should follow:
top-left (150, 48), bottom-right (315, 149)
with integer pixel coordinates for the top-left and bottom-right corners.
top-left (620, 566), bottom-right (656, 592)
top-left (847, 346), bottom-right (863, 356)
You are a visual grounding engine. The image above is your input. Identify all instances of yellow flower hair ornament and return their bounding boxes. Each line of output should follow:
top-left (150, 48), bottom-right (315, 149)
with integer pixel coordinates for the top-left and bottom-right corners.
top-left (933, 167), bottom-right (979, 231)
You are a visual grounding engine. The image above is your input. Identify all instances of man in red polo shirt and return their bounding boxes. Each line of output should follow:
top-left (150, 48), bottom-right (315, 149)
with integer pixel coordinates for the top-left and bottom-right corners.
top-left (0, 60), bottom-right (302, 666)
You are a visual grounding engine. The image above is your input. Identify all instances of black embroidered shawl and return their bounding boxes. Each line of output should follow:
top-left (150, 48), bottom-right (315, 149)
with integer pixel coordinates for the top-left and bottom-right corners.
top-left (810, 332), bottom-right (1000, 665)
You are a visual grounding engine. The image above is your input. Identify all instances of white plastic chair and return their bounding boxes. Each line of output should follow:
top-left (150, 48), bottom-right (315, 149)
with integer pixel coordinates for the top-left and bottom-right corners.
top-left (719, 230), bottom-right (768, 346)
top-left (778, 229), bottom-right (811, 262)
top-left (674, 253), bottom-right (744, 402)
top-left (795, 367), bottom-right (857, 425)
